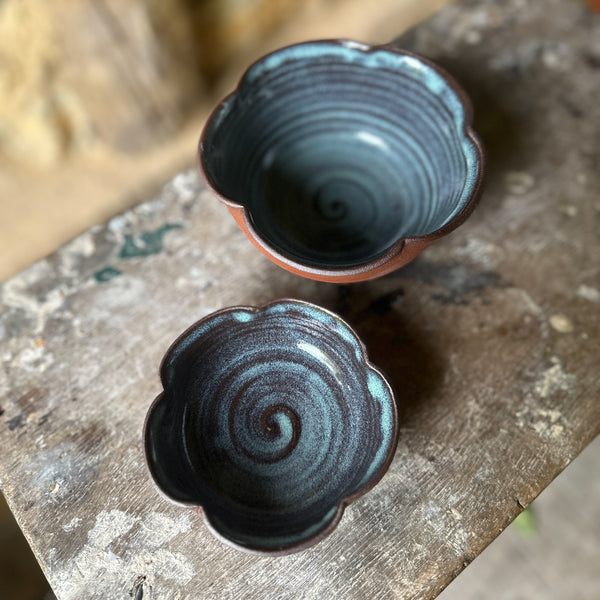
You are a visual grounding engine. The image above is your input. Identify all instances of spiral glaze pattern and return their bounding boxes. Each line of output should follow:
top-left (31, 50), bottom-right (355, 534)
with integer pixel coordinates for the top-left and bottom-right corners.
top-left (144, 300), bottom-right (398, 554)
top-left (200, 40), bottom-right (483, 271)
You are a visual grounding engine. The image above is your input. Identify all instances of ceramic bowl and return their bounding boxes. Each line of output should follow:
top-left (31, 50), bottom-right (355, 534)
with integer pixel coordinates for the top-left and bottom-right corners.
top-left (199, 39), bottom-right (485, 283)
top-left (144, 299), bottom-right (398, 554)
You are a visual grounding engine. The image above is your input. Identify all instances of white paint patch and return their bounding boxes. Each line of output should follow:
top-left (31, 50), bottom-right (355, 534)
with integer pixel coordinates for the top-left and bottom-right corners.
top-left (535, 408), bottom-right (562, 423)
top-left (2, 281), bottom-right (66, 335)
top-left (531, 408), bottom-right (565, 437)
top-left (170, 169), bottom-right (200, 203)
top-left (577, 284), bottom-right (600, 303)
top-left (135, 512), bottom-right (192, 550)
top-left (88, 510), bottom-right (137, 548)
top-left (453, 237), bottom-right (501, 269)
top-left (549, 314), bottom-right (574, 333)
top-left (59, 232), bottom-right (97, 276)
top-left (532, 420), bottom-right (564, 437)
top-left (107, 214), bottom-right (131, 233)
top-left (534, 357), bottom-right (575, 399)
top-left (64, 232), bottom-right (96, 257)
top-left (514, 358), bottom-right (575, 439)
top-left (62, 517), bottom-right (82, 532)
top-left (449, 523), bottom-right (468, 552)
top-left (12, 343), bottom-right (54, 372)
top-left (515, 357), bottom-right (574, 439)
top-left (51, 510), bottom-right (195, 599)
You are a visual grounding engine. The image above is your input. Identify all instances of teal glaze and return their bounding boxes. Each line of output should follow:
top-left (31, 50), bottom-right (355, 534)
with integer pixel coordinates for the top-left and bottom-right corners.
top-left (200, 40), bottom-right (484, 272)
top-left (144, 299), bottom-right (398, 554)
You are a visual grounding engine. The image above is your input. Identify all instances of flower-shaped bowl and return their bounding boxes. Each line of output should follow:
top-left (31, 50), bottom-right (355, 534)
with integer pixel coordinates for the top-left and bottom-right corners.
top-left (198, 39), bottom-right (485, 283)
top-left (143, 299), bottom-right (398, 554)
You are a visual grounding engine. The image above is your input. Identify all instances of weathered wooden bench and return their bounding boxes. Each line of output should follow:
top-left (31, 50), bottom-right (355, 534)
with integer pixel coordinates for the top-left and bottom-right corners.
top-left (1, 0), bottom-right (598, 598)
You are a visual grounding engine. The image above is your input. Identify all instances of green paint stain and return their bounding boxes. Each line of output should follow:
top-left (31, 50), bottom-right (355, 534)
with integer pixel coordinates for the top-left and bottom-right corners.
top-left (119, 223), bottom-right (183, 259)
top-left (95, 267), bottom-right (122, 283)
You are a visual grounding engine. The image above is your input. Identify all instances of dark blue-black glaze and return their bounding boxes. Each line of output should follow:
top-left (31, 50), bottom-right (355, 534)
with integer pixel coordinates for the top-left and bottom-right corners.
top-left (201, 40), bottom-right (481, 268)
top-left (144, 300), bottom-right (398, 554)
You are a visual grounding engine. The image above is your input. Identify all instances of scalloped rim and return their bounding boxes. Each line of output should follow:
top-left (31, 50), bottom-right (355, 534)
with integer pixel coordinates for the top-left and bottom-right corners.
top-left (143, 298), bottom-right (399, 555)
top-left (198, 39), bottom-right (486, 281)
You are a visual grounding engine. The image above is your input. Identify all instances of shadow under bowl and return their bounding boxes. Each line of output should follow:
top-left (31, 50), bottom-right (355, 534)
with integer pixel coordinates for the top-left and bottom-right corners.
top-left (199, 39), bottom-right (485, 283)
top-left (144, 299), bottom-right (398, 554)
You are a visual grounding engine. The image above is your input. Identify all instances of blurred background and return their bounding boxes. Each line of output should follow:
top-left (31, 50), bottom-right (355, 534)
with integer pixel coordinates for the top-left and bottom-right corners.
top-left (0, 0), bottom-right (449, 282)
top-left (0, 0), bottom-right (598, 598)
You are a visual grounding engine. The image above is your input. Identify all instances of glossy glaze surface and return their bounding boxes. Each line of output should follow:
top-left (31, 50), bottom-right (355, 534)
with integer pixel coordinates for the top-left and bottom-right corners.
top-left (144, 299), bottom-right (398, 554)
top-left (199, 40), bottom-right (484, 281)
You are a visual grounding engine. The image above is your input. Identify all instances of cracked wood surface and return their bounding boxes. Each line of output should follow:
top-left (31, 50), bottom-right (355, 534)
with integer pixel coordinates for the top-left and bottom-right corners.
top-left (1, 1), bottom-right (599, 598)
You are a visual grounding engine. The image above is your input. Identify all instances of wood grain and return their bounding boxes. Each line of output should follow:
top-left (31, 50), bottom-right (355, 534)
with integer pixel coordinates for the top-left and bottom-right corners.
top-left (1, 1), bottom-right (599, 598)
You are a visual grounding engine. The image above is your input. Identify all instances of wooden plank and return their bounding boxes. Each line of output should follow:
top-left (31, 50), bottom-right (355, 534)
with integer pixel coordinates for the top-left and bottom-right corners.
top-left (1, 0), bottom-right (599, 598)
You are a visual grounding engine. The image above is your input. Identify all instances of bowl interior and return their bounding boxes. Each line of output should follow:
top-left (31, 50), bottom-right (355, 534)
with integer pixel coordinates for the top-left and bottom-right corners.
top-left (146, 302), bottom-right (396, 551)
top-left (201, 42), bottom-right (481, 268)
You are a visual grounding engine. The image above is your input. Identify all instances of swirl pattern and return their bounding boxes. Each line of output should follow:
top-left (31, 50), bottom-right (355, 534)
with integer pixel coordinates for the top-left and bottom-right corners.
top-left (200, 40), bottom-right (484, 278)
top-left (144, 300), bottom-right (398, 554)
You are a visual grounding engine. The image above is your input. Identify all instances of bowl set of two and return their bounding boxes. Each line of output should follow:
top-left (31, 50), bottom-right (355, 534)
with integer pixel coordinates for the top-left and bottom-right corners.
top-left (144, 40), bottom-right (485, 554)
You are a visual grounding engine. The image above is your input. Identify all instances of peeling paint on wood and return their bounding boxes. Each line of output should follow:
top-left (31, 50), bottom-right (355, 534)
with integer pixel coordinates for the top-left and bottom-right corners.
top-left (118, 224), bottom-right (183, 260)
